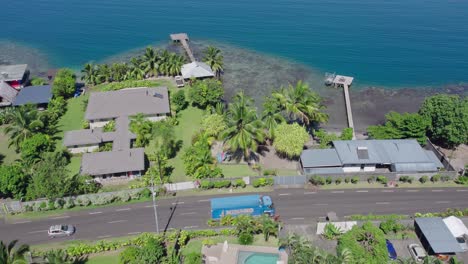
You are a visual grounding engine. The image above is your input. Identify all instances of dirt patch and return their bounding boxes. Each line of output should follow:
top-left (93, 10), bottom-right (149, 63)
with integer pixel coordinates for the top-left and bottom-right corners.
top-left (439, 144), bottom-right (468, 172)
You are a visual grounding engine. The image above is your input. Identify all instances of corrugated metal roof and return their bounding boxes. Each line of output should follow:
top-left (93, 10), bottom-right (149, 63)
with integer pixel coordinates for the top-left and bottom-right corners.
top-left (0, 81), bottom-right (18, 103)
top-left (0, 64), bottom-right (27, 81)
top-left (301, 149), bottom-right (342, 168)
top-left (81, 148), bottom-right (145, 176)
top-left (304, 167), bottom-right (344, 174)
top-left (13, 85), bottom-right (52, 106)
top-left (424, 150), bottom-right (444, 168)
top-left (85, 87), bottom-right (170, 120)
top-left (392, 163), bottom-right (438, 172)
top-left (415, 217), bottom-right (464, 254)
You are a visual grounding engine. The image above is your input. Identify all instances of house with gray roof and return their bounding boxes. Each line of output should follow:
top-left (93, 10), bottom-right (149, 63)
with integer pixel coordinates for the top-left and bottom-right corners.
top-left (0, 81), bottom-right (19, 106)
top-left (0, 64), bottom-right (29, 89)
top-left (86, 87), bottom-right (170, 128)
top-left (300, 139), bottom-right (444, 175)
top-left (13, 85), bottom-right (53, 108)
top-left (64, 86), bottom-right (170, 180)
top-left (181, 62), bottom-right (214, 79)
top-left (81, 148), bottom-right (145, 179)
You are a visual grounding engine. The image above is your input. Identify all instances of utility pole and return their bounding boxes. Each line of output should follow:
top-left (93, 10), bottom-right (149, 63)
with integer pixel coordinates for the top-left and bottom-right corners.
top-left (150, 172), bottom-right (160, 233)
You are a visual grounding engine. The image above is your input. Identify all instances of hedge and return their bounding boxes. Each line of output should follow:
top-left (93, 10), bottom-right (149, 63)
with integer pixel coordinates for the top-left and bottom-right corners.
top-left (252, 178), bottom-right (274, 188)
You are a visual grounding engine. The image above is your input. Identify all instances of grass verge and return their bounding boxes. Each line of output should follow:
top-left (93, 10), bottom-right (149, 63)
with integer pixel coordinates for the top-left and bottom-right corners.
top-left (0, 126), bottom-right (19, 164)
top-left (319, 181), bottom-right (464, 190)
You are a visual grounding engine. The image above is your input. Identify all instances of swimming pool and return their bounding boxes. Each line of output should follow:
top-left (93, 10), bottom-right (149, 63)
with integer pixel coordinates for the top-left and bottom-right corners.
top-left (237, 251), bottom-right (279, 264)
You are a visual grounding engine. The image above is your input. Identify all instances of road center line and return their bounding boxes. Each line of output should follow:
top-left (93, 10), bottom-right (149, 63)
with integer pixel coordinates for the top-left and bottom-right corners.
top-left (279, 193), bottom-right (291, 196)
top-left (144, 205), bottom-right (158, 208)
top-left (13, 221), bottom-right (32, 224)
top-left (435, 201), bottom-right (450, 204)
top-left (356, 190), bottom-right (368, 193)
top-left (180, 212), bottom-right (197, 215)
top-left (89, 211), bottom-right (103, 215)
top-left (456, 189), bottom-right (468, 192)
top-left (290, 217), bottom-right (305, 220)
top-left (116, 208), bottom-right (131, 212)
top-left (303, 192), bottom-right (317, 194)
top-left (97, 235), bottom-right (111, 239)
top-left (172, 202), bottom-right (185, 205)
top-left (381, 190), bottom-right (394, 193)
top-left (127, 232), bottom-right (141, 235)
top-left (406, 190), bottom-right (419, 192)
top-left (183, 225), bottom-right (199, 229)
top-left (331, 191), bottom-right (344, 193)
top-left (315, 203), bottom-right (328, 206)
top-left (51, 216), bottom-right (70, 220)
top-left (108, 220), bottom-right (127, 224)
top-left (27, 230), bottom-right (48, 234)
top-left (376, 202), bottom-right (390, 205)
top-left (431, 190), bottom-right (444, 192)
top-left (198, 199), bottom-right (210, 202)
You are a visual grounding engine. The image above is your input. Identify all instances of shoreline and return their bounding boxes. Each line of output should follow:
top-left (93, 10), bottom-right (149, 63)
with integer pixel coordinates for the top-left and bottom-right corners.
top-left (2, 39), bottom-right (467, 131)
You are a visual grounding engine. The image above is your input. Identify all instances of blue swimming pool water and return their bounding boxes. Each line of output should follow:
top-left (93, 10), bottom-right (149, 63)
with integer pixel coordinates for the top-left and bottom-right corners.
top-left (237, 251), bottom-right (279, 264)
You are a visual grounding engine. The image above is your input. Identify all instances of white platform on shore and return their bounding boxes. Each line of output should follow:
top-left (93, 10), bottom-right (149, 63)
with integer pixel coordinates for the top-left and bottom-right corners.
top-left (332, 75), bottom-right (354, 87)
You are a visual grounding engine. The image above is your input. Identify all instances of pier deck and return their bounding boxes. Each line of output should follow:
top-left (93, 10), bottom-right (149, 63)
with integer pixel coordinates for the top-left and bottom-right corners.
top-left (170, 33), bottom-right (195, 62)
top-left (326, 74), bottom-right (356, 139)
top-left (343, 84), bottom-right (356, 139)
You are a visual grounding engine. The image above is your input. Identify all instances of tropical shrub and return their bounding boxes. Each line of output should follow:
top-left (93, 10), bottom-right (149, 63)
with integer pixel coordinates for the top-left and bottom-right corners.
top-left (189, 79), bottom-right (224, 109)
top-left (273, 123), bottom-right (309, 159)
top-left (322, 223), bottom-right (343, 240)
top-left (431, 174), bottom-right (440, 182)
top-left (344, 177), bottom-right (350, 183)
top-left (232, 179), bottom-right (246, 188)
top-left (200, 181), bottom-right (215, 189)
top-left (201, 114), bottom-right (226, 138)
top-left (263, 169), bottom-right (277, 176)
top-left (171, 89), bottom-right (187, 112)
top-left (52, 68), bottom-right (76, 98)
top-left (213, 180), bottom-right (231, 189)
top-left (238, 232), bottom-right (254, 245)
top-left (325, 176), bottom-right (333, 185)
top-left (367, 176), bottom-right (376, 183)
top-left (419, 176), bottom-right (429, 184)
top-left (351, 176), bottom-right (359, 184)
top-left (379, 219), bottom-right (405, 234)
top-left (376, 175), bottom-right (388, 184)
top-left (310, 176), bottom-right (325, 186)
top-left (335, 178), bottom-right (342, 185)
top-left (252, 178), bottom-right (274, 188)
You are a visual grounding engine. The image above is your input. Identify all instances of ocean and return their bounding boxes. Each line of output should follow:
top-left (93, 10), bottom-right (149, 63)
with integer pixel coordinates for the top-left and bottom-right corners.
top-left (2, 0), bottom-right (468, 88)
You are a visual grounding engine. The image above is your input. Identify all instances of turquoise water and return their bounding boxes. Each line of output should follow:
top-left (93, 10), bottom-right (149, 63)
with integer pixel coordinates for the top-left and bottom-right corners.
top-left (237, 251), bottom-right (279, 264)
top-left (2, 0), bottom-right (468, 87)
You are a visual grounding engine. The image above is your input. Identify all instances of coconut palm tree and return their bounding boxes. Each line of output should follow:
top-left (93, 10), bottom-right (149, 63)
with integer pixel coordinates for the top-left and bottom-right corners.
top-left (110, 63), bottom-right (128, 82)
top-left (261, 97), bottom-right (285, 140)
top-left (0, 240), bottom-right (29, 264)
top-left (158, 50), bottom-right (171, 76)
top-left (81, 63), bottom-right (99, 85)
top-left (260, 215), bottom-right (278, 242)
top-left (203, 46), bottom-right (224, 78)
top-left (97, 64), bottom-right (111, 83)
top-left (141, 47), bottom-right (160, 77)
top-left (167, 53), bottom-right (185, 76)
top-left (272, 81), bottom-right (328, 125)
top-left (44, 249), bottom-right (76, 264)
top-left (221, 91), bottom-right (265, 162)
top-left (4, 105), bottom-right (44, 151)
top-left (128, 58), bottom-right (145, 80)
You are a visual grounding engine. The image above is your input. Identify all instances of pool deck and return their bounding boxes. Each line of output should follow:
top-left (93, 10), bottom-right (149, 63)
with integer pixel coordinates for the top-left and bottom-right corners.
top-left (202, 242), bottom-right (288, 264)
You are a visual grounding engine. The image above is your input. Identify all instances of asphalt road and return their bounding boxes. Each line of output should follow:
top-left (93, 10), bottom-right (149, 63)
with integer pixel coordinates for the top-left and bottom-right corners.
top-left (1, 187), bottom-right (467, 245)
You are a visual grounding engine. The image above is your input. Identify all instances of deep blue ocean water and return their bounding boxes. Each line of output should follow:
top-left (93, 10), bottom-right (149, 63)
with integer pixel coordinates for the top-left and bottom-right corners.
top-left (2, 0), bottom-right (468, 88)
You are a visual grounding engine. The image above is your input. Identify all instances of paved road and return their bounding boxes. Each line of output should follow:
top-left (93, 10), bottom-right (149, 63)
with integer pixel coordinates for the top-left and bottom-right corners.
top-left (1, 188), bottom-right (467, 245)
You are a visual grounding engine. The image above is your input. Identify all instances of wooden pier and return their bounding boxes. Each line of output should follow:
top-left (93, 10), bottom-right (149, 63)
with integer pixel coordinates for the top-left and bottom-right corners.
top-left (170, 33), bottom-right (195, 62)
top-left (326, 74), bottom-right (356, 139)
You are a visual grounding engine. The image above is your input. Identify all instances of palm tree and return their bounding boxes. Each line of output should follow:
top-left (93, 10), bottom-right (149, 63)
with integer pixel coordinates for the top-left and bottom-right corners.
top-left (203, 46), bottom-right (224, 78)
top-left (81, 63), bottom-right (99, 85)
top-left (44, 249), bottom-right (74, 264)
top-left (260, 215), bottom-right (278, 241)
top-left (167, 53), bottom-right (185, 76)
top-left (128, 57), bottom-right (145, 80)
top-left (4, 105), bottom-right (44, 151)
top-left (97, 64), bottom-right (111, 83)
top-left (141, 47), bottom-right (160, 77)
top-left (272, 81), bottom-right (328, 125)
top-left (158, 50), bottom-right (171, 76)
top-left (221, 91), bottom-right (265, 161)
top-left (0, 240), bottom-right (29, 264)
top-left (261, 97), bottom-right (285, 140)
top-left (110, 63), bottom-right (128, 82)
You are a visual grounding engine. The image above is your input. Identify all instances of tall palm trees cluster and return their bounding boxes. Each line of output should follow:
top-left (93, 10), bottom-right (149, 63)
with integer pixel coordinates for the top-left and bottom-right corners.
top-left (221, 81), bottom-right (327, 161)
top-left (1, 240), bottom-right (84, 264)
top-left (81, 47), bottom-right (186, 86)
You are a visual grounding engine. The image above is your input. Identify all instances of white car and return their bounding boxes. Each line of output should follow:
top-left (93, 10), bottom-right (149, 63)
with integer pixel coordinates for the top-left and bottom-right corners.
top-left (48, 224), bottom-right (75, 238)
top-left (408, 244), bottom-right (427, 262)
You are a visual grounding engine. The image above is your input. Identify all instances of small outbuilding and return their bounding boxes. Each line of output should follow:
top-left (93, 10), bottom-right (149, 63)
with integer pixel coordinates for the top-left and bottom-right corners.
top-left (0, 81), bottom-right (19, 106)
top-left (13, 85), bottom-right (53, 108)
top-left (181, 62), bottom-right (214, 79)
top-left (0, 64), bottom-right (29, 89)
top-left (414, 217), bottom-right (464, 255)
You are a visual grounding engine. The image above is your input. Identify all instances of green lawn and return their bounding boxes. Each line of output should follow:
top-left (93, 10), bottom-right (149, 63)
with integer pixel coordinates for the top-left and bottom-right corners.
top-left (55, 95), bottom-right (88, 150)
top-left (0, 126), bottom-right (19, 164)
top-left (86, 252), bottom-right (120, 264)
top-left (319, 181), bottom-right (464, 190)
top-left (67, 156), bottom-right (82, 176)
top-left (145, 106), bottom-right (204, 182)
top-left (219, 164), bottom-right (257, 177)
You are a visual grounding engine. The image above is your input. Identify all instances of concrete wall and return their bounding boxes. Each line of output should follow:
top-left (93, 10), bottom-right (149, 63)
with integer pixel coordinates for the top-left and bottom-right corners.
top-left (89, 119), bottom-right (112, 128)
top-left (146, 114), bottom-right (168, 122)
top-left (68, 145), bottom-right (99, 154)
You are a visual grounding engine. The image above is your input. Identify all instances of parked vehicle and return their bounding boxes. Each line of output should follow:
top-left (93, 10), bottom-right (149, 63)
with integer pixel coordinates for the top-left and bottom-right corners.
top-left (386, 239), bottom-right (397, 260)
top-left (48, 224), bottom-right (75, 238)
top-left (210, 194), bottom-right (275, 220)
top-left (408, 244), bottom-right (427, 262)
